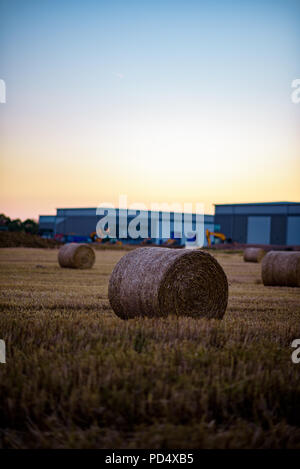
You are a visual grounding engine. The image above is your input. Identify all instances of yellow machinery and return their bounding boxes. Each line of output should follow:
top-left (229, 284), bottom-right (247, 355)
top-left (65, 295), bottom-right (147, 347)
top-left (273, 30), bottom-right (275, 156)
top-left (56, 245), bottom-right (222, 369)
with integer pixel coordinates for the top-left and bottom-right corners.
top-left (90, 230), bottom-right (122, 246)
top-left (163, 239), bottom-right (177, 246)
top-left (90, 231), bottom-right (103, 242)
top-left (206, 229), bottom-right (226, 247)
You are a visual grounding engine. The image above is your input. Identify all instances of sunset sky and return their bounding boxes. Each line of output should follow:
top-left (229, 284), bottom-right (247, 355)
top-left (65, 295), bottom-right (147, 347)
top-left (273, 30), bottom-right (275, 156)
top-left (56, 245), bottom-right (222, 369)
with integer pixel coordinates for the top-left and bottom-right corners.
top-left (0, 0), bottom-right (299, 220)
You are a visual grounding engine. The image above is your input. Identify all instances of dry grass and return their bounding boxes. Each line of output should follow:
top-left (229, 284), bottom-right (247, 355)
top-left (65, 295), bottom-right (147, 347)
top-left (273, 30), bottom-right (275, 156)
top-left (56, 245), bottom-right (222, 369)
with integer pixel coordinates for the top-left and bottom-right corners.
top-left (0, 247), bottom-right (300, 449)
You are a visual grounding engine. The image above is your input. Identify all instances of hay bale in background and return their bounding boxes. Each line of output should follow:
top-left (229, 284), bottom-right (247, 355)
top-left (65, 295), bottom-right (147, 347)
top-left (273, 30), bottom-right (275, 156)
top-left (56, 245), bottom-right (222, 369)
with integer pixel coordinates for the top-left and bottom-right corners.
top-left (243, 247), bottom-right (266, 263)
top-left (58, 243), bottom-right (95, 269)
top-left (262, 251), bottom-right (300, 287)
top-left (108, 247), bottom-right (228, 320)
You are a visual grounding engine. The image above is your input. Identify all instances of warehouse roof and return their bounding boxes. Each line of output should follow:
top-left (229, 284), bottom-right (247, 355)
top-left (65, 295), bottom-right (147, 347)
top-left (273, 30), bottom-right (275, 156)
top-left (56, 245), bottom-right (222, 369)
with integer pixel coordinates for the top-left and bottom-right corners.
top-left (214, 201), bottom-right (300, 206)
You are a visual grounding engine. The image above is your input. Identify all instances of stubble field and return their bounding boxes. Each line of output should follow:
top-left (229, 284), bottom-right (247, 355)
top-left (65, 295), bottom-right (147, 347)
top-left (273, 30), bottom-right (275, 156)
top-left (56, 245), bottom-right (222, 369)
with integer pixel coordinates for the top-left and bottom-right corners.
top-left (0, 247), bottom-right (300, 448)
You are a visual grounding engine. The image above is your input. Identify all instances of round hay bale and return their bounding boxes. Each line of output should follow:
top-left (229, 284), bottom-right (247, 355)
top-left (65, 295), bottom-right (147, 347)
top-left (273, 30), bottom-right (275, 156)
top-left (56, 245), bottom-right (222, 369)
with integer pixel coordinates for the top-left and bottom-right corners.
top-left (58, 243), bottom-right (95, 269)
top-left (108, 247), bottom-right (228, 320)
top-left (243, 247), bottom-right (266, 263)
top-left (262, 251), bottom-right (300, 287)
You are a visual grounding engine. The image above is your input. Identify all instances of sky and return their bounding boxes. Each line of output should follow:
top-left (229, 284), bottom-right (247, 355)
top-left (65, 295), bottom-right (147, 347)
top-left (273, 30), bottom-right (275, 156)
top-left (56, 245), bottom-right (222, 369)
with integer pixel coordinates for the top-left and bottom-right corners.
top-left (0, 0), bottom-right (299, 220)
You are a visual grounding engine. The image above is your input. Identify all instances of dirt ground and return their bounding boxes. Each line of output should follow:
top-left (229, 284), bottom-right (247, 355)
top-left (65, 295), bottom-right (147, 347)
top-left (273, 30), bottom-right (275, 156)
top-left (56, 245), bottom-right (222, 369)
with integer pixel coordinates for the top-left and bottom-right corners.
top-left (0, 247), bottom-right (300, 448)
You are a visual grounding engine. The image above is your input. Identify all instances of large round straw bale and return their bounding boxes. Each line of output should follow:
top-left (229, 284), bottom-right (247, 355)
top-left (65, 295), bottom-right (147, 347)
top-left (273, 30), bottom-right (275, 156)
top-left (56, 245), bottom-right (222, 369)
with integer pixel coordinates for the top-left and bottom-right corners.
top-left (58, 243), bottom-right (95, 269)
top-left (108, 247), bottom-right (228, 319)
top-left (243, 247), bottom-right (266, 263)
top-left (262, 251), bottom-right (300, 287)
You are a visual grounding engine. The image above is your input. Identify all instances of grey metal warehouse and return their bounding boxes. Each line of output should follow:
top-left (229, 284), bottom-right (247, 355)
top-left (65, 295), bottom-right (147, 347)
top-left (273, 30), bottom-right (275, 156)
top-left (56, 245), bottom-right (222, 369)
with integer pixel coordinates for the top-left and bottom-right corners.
top-left (214, 202), bottom-right (300, 245)
top-left (39, 207), bottom-right (215, 247)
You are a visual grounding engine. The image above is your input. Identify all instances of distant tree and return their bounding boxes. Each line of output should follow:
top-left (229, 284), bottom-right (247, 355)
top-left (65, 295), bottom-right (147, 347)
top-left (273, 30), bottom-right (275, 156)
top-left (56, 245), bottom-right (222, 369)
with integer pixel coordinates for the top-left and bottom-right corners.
top-left (0, 214), bottom-right (38, 234)
top-left (8, 218), bottom-right (23, 232)
top-left (0, 214), bottom-right (11, 227)
top-left (22, 219), bottom-right (38, 234)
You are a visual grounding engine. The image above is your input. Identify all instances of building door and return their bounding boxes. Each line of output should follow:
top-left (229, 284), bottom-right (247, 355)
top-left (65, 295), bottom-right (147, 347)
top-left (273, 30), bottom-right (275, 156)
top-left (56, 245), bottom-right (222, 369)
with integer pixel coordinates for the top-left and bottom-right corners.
top-left (247, 216), bottom-right (271, 244)
top-left (287, 216), bottom-right (300, 245)
top-left (270, 215), bottom-right (286, 245)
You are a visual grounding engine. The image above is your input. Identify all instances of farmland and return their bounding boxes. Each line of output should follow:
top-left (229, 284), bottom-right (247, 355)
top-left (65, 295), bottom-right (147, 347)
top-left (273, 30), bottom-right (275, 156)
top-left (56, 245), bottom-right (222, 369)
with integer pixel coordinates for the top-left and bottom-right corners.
top-left (0, 247), bottom-right (300, 448)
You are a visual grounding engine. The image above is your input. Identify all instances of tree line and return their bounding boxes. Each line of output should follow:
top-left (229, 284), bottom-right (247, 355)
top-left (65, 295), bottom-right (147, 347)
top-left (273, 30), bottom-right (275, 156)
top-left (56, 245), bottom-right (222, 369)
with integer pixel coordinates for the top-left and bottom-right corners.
top-left (0, 214), bottom-right (39, 234)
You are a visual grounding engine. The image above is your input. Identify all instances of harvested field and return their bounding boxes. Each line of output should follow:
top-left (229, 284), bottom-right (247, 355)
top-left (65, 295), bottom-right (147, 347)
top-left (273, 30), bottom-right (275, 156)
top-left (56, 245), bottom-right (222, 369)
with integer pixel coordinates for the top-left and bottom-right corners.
top-left (0, 247), bottom-right (300, 449)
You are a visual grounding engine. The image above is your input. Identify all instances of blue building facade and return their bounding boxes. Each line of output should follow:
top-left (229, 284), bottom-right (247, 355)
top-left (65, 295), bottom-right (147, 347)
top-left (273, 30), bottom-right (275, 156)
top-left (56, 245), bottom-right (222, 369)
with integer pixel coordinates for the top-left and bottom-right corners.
top-left (214, 202), bottom-right (300, 246)
top-left (39, 202), bottom-right (300, 247)
top-left (38, 215), bottom-right (56, 238)
top-left (39, 208), bottom-right (215, 247)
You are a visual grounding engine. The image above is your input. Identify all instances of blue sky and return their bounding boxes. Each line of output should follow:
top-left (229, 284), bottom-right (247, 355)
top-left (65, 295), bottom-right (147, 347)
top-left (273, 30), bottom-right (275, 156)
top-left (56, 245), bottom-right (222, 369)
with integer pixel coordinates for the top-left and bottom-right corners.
top-left (0, 0), bottom-right (299, 218)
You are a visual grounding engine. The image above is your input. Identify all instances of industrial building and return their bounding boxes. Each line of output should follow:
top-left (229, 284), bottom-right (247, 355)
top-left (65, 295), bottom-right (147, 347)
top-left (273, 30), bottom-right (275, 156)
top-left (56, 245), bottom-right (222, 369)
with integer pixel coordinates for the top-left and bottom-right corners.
top-left (214, 202), bottom-right (300, 246)
top-left (39, 202), bottom-right (300, 247)
top-left (39, 208), bottom-right (215, 247)
top-left (38, 215), bottom-right (56, 238)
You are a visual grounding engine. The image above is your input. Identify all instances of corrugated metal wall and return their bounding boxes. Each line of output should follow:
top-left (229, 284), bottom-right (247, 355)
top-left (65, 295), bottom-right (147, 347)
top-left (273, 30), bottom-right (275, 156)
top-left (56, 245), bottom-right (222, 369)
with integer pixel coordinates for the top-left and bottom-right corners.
top-left (214, 215), bottom-right (234, 240)
top-left (270, 215), bottom-right (287, 245)
top-left (53, 209), bottom-right (215, 245)
top-left (247, 216), bottom-right (271, 244)
top-left (232, 215), bottom-right (247, 243)
top-left (215, 203), bottom-right (300, 246)
top-left (287, 216), bottom-right (300, 245)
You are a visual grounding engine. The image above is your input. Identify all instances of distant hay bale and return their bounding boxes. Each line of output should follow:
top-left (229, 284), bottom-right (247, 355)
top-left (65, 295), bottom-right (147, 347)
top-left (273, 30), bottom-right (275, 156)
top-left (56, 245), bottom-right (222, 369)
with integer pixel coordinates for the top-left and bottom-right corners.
top-left (58, 243), bottom-right (95, 269)
top-left (262, 251), bottom-right (300, 287)
top-left (243, 247), bottom-right (266, 263)
top-left (108, 247), bottom-right (228, 320)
